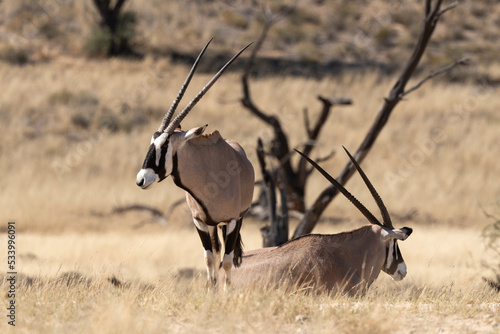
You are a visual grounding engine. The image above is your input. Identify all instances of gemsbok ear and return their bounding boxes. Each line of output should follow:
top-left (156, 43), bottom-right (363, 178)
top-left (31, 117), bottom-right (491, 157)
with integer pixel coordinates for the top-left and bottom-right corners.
top-left (380, 227), bottom-right (413, 241)
top-left (184, 124), bottom-right (208, 141)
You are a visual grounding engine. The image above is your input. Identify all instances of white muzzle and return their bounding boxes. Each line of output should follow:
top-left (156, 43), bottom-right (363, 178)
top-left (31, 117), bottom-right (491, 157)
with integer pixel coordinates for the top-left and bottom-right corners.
top-left (136, 168), bottom-right (158, 189)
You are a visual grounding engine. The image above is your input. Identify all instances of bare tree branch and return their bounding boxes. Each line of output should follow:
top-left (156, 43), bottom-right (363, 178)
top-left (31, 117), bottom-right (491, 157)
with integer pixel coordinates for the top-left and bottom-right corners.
top-left (256, 138), bottom-right (289, 247)
top-left (97, 199), bottom-right (185, 229)
top-left (112, 204), bottom-right (164, 217)
top-left (303, 108), bottom-right (312, 137)
top-left (402, 58), bottom-right (469, 97)
top-left (240, 6), bottom-right (295, 175)
top-left (306, 149), bottom-right (336, 177)
top-left (438, 2), bottom-right (459, 16)
top-left (314, 149), bottom-right (336, 164)
top-left (425, 0), bottom-right (431, 16)
top-left (256, 138), bottom-right (278, 228)
top-left (293, 0), bottom-right (465, 238)
top-left (296, 95), bottom-right (352, 187)
top-left (113, 0), bottom-right (127, 16)
top-left (242, 14), bottom-right (352, 213)
top-left (241, 3), bottom-right (304, 211)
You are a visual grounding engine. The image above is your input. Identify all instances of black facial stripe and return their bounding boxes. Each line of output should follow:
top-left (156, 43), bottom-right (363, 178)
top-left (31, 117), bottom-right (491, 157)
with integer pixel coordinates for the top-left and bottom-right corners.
top-left (384, 240), bottom-right (403, 274)
top-left (157, 140), bottom-right (168, 181)
top-left (141, 144), bottom-right (157, 169)
top-left (141, 133), bottom-right (169, 181)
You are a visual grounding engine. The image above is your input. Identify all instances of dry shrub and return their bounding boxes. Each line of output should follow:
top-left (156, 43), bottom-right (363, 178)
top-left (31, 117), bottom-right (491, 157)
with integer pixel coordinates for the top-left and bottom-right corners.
top-left (482, 206), bottom-right (500, 291)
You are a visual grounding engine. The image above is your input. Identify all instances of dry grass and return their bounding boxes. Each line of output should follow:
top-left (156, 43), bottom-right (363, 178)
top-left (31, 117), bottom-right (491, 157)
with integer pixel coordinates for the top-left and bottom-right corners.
top-left (0, 58), bottom-right (498, 232)
top-left (1, 3), bottom-right (499, 330)
top-left (1, 223), bottom-right (499, 333)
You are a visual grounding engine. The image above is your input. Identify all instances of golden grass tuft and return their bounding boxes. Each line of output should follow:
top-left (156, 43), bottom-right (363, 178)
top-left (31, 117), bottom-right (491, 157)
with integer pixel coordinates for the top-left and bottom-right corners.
top-left (1, 224), bottom-right (499, 333)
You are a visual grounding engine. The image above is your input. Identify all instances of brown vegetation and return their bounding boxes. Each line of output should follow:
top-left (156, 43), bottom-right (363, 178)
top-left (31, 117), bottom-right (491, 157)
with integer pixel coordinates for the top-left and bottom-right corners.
top-left (1, 0), bottom-right (500, 72)
top-left (0, 0), bottom-right (499, 332)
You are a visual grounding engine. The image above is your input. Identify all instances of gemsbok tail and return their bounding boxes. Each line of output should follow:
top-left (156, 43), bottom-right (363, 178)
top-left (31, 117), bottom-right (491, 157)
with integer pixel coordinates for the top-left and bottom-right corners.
top-left (233, 232), bottom-right (243, 267)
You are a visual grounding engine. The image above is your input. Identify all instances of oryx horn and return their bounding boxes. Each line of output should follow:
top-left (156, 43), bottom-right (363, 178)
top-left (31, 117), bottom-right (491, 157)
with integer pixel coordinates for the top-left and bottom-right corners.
top-left (341, 146), bottom-right (393, 229)
top-left (294, 148), bottom-right (387, 228)
top-left (158, 38), bottom-right (214, 132)
top-left (162, 40), bottom-right (254, 135)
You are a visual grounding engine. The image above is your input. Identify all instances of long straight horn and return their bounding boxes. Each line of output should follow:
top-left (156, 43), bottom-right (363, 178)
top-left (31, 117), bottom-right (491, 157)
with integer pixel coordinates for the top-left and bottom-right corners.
top-left (342, 146), bottom-right (393, 229)
top-left (158, 38), bottom-right (213, 132)
top-left (294, 149), bottom-right (383, 227)
top-left (164, 41), bottom-right (254, 135)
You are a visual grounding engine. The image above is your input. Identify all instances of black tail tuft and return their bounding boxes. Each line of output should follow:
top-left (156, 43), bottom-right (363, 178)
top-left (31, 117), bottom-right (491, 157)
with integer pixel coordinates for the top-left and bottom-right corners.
top-left (233, 232), bottom-right (244, 267)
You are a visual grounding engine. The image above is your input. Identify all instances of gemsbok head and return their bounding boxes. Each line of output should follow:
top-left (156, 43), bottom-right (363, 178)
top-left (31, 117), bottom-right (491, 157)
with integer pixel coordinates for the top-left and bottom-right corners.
top-left (136, 39), bottom-right (255, 290)
top-left (225, 147), bottom-right (412, 295)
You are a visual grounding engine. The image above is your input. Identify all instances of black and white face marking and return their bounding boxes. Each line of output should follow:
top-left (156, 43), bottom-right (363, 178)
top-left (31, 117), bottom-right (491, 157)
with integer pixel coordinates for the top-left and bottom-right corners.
top-left (383, 239), bottom-right (406, 280)
top-left (136, 131), bottom-right (174, 189)
top-left (382, 227), bottom-right (412, 281)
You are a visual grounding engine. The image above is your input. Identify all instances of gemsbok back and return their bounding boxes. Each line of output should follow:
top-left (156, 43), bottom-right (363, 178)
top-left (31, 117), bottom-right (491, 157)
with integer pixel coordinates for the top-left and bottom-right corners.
top-left (136, 39), bottom-right (255, 289)
top-left (225, 147), bottom-right (412, 295)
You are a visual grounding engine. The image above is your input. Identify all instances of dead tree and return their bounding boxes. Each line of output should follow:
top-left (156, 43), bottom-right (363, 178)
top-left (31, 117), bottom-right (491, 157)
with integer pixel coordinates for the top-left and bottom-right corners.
top-left (242, 0), bottom-right (468, 244)
top-left (91, 199), bottom-right (185, 228)
top-left (91, 0), bottom-right (135, 56)
top-left (294, 0), bottom-right (468, 237)
top-left (241, 6), bottom-right (351, 215)
top-left (256, 138), bottom-right (289, 247)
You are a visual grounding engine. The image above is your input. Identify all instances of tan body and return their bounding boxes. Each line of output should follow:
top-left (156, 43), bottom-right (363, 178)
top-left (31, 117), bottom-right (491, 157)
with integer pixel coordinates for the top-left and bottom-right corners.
top-left (224, 224), bottom-right (409, 295)
top-left (173, 130), bottom-right (254, 224)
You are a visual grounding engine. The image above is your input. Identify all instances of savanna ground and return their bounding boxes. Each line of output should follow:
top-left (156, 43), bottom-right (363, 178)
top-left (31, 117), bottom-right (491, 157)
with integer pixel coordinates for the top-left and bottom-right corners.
top-left (1, 0), bottom-right (500, 333)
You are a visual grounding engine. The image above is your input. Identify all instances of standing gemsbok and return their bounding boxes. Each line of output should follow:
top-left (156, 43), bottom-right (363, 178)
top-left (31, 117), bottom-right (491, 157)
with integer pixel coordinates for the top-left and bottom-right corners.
top-left (225, 147), bottom-right (412, 295)
top-left (136, 40), bottom-right (255, 289)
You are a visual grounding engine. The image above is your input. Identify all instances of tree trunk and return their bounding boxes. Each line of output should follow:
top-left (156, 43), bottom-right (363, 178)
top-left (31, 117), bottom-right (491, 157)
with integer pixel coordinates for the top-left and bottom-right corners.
top-left (293, 0), bottom-right (466, 238)
top-left (92, 0), bottom-right (128, 56)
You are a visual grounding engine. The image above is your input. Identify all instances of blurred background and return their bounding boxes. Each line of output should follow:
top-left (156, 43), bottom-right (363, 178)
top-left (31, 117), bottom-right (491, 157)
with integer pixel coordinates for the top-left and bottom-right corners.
top-left (0, 0), bottom-right (498, 234)
top-left (2, 2), bottom-right (500, 332)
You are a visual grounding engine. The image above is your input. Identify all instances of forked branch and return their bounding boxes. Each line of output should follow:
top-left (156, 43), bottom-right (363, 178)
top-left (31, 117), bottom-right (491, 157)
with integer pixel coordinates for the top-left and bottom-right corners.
top-left (293, 0), bottom-right (467, 237)
top-left (241, 5), bottom-right (350, 215)
top-left (95, 200), bottom-right (185, 228)
top-left (241, 5), bottom-right (295, 179)
top-left (298, 95), bottom-right (352, 187)
top-left (256, 138), bottom-right (289, 246)
top-left (402, 58), bottom-right (469, 98)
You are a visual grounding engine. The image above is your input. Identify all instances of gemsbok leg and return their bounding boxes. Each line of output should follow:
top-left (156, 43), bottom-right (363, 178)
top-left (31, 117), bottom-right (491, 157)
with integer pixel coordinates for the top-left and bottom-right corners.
top-left (194, 219), bottom-right (220, 287)
top-left (221, 218), bottom-right (243, 289)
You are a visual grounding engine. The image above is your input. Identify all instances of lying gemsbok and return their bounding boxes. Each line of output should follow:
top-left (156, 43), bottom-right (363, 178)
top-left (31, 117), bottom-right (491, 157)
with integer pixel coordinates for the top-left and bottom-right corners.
top-left (225, 147), bottom-right (412, 295)
top-left (136, 40), bottom-right (254, 289)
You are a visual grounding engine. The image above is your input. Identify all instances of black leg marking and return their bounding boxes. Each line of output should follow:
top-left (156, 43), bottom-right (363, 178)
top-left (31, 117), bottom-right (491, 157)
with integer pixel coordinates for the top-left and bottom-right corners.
top-left (195, 227), bottom-right (212, 252)
top-left (224, 219), bottom-right (243, 267)
top-left (195, 225), bottom-right (219, 287)
top-left (210, 226), bottom-right (221, 255)
top-left (221, 225), bottom-right (227, 242)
